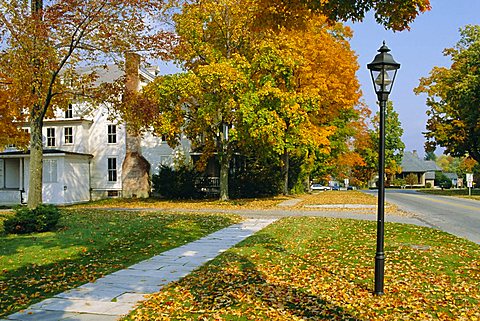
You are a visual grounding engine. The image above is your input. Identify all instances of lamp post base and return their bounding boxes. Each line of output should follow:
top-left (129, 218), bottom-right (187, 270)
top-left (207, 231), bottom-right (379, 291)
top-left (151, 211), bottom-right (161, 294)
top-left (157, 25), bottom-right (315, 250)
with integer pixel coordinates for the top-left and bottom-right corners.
top-left (374, 252), bottom-right (385, 295)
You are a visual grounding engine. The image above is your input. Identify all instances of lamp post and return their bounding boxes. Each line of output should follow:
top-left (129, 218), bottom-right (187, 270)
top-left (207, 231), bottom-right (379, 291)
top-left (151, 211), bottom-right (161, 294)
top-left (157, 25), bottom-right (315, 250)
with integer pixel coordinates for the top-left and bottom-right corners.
top-left (367, 41), bottom-right (400, 295)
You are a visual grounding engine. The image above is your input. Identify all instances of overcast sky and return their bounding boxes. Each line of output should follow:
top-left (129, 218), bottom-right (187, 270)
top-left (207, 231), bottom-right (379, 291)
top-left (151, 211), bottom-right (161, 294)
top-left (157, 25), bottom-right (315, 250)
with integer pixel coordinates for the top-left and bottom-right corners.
top-left (347, 0), bottom-right (480, 158)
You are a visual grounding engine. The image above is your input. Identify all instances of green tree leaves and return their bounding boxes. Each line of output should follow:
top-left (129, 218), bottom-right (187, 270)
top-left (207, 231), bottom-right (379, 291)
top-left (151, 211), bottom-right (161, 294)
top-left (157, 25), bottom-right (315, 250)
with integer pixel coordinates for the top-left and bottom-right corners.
top-left (416, 25), bottom-right (480, 162)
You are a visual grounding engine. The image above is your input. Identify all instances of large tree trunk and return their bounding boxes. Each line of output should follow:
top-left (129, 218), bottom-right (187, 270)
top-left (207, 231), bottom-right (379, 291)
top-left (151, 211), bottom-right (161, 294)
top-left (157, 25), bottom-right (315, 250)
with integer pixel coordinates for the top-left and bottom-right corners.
top-left (121, 52), bottom-right (151, 198)
top-left (27, 0), bottom-right (45, 209)
top-left (27, 111), bottom-right (44, 208)
top-left (282, 150), bottom-right (289, 195)
top-left (304, 174), bottom-right (310, 192)
top-left (218, 123), bottom-right (230, 201)
top-left (219, 152), bottom-right (229, 201)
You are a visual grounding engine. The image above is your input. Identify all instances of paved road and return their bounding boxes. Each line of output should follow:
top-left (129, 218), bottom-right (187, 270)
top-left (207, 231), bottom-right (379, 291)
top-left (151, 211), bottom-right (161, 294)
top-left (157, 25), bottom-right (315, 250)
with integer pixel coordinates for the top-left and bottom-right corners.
top-left (365, 189), bottom-right (480, 244)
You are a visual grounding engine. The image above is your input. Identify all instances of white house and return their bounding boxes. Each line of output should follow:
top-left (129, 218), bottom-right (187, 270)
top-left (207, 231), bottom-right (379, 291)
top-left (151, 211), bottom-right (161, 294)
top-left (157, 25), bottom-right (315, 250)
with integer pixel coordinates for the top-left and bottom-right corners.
top-left (0, 64), bottom-right (191, 205)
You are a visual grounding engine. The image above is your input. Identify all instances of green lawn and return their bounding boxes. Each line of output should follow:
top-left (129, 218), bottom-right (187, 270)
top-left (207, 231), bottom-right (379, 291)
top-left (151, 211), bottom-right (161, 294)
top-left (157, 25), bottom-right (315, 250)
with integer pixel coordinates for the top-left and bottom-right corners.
top-left (421, 188), bottom-right (480, 200)
top-left (0, 209), bottom-right (241, 317)
top-left (125, 217), bottom-right (480, 321)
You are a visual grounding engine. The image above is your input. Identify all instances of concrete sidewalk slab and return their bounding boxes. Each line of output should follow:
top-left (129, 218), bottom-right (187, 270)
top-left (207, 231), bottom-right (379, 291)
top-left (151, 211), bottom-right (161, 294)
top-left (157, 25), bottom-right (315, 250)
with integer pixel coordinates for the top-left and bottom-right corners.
top-left (277, 198), bottom-right (302, 207)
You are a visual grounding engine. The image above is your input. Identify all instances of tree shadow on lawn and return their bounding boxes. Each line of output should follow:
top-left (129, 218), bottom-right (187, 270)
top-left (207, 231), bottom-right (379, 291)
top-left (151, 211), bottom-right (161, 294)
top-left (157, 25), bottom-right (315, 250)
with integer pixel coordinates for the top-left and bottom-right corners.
top-left (182, 234), bottom-right (362, 320)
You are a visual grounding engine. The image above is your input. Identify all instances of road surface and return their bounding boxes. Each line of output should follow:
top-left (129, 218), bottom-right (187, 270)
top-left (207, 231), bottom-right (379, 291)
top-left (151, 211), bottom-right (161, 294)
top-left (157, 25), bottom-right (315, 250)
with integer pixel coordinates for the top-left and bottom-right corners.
top-left (366, 189), bottom-right (480, 244)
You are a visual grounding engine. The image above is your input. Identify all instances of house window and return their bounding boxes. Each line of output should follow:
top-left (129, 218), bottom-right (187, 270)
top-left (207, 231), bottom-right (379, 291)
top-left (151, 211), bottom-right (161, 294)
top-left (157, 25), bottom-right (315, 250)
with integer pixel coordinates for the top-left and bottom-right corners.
top-left (43, 159), bottom-right (58, 183)
top-left (107, 157), bottom-right (117, 182)
top-left (107, 125), bottom-right (117, 144)
top-left (65, 104), bottom-right (73, 118)
top-left (46, 128), bottom-right (55, 147)
top-left (64, 127), bottom-right (73, 144)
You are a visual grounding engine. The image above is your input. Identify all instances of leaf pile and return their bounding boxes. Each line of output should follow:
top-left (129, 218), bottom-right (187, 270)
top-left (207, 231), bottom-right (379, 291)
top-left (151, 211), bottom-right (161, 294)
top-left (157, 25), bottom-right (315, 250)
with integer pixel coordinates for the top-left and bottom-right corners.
top-left (125, 217), bottom-right (480, 320)
top-left (0, 209), bottom-right (241, 317)
top-left (302, 190), bottom-right (377, 206)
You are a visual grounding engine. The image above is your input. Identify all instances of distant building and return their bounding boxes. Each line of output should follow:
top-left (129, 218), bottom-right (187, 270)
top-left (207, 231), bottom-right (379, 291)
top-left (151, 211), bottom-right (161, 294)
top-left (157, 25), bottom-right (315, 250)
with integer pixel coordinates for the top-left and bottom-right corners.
top-left (398, 150), bottom-right (441, 187)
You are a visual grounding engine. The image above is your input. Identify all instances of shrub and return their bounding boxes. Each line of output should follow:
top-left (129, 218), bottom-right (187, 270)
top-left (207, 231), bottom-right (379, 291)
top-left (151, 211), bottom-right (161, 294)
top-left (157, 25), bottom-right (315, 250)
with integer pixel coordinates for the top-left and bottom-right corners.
top-left (152, 164), bottom-right (201, 199)
top-left (3, 204), bottom-right (61, 234)
top-left (230, 158), bottom-right (283, 198)
top-left (391, 177), bottom-right (406, 187)
top-left (436, 172), bottom-right (452, 189)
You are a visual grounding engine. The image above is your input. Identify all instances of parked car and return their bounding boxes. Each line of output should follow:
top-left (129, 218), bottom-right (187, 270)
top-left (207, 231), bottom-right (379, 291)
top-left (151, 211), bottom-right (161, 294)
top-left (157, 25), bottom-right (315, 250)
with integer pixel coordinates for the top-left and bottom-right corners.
top-left (311, 184), bottom-right (332, 191)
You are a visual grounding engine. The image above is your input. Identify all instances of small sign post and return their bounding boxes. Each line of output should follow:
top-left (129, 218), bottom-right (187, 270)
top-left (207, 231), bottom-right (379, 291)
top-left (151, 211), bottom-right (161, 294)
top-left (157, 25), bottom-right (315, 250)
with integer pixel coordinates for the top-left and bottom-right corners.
top-left (466, 173), bottom-right (474, 196)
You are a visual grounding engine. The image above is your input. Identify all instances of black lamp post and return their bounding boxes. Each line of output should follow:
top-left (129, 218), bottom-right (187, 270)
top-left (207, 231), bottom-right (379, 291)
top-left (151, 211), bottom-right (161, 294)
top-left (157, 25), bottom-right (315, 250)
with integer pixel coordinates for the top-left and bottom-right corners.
top-left (367, 41), bottom-right (400, 295)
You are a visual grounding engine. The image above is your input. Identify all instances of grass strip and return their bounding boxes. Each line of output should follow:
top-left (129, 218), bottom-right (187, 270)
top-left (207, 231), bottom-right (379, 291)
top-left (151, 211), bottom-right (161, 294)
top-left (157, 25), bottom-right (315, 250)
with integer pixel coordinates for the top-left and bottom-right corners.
top-left (421, 188), bottom-right (480, 200)
top-left (125, 217), bottom-right (480, 320)
top-left (0, 209), bottom-right (241, 317)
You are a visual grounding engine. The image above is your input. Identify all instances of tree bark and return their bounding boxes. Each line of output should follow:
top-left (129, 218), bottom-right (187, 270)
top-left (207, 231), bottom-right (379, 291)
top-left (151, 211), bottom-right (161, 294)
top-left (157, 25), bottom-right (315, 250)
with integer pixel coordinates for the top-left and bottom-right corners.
top-left (27, 0), bottom-right (45, 209)
top-left (27, 111), bottom-right (44, 208)
top-left (219, 151), bottom-right (229, 201)
top-left (218, 122), bottom-right (230, 201)
top-left (282, 150), bottom-right (289, 195)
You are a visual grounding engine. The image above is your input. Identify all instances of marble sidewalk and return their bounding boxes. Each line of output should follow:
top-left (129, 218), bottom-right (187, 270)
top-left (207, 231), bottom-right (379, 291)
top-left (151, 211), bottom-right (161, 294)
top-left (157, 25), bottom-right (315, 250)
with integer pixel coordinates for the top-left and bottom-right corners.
top-left (3, 218), bottom-right (277, 321)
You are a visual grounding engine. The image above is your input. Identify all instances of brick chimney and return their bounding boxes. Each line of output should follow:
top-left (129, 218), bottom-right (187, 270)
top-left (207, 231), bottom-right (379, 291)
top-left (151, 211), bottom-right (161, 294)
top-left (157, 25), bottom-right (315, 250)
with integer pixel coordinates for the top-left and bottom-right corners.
top-left (122, 52), bottom-right (151, 198)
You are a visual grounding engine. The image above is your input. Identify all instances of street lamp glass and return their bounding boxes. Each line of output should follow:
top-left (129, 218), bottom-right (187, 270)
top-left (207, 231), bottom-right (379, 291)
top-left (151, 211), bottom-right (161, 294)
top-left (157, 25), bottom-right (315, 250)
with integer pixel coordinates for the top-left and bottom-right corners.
top-left (375, 70), bottom-right (392, 86)
top-left (367, 42), bottom-right (400, 96)
top-left (372, 69), bottom-right (396, 94)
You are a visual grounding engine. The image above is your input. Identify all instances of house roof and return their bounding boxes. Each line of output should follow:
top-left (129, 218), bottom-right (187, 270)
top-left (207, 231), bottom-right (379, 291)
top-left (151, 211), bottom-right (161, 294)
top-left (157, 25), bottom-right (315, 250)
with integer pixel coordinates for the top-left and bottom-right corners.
top-left (444, 172), bottom-right (459, 180)
top-left (425, 171), bottom-right (436, 180)
top-left (76, 64), bottom-right (158, 86)
top-left (401, 151), bottom-right (442, 173)
top-left (0, 149), bottom-right (93, 158)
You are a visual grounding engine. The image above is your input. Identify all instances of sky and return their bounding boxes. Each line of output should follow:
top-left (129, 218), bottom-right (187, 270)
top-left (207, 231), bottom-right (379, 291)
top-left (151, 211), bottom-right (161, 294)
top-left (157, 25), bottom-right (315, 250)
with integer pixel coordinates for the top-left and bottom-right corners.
top-left (158, 0), bottom-right (480, 158)
top-left (347, 0), bottom-right (480, 158)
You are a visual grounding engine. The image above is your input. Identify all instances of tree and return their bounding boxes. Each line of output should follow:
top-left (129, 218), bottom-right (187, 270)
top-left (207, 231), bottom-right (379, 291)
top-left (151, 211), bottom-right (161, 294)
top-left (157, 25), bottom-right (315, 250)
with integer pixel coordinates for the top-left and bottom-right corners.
top-left (349, 105), bottom-right (377, 187)
top-left (144, 0), bottom-right (429, 199)
top-left (436, 154), bottom-right (478, 179)
top-left (416, 25), bottom-right (480, 163)
top-left (239, 16), bottom-right (361, 194)
top-left (255, 0), bottom-right (431, 31)
top-left (147, 1), bottom-right (361, 199)
top-left (424, 151), bottom-right (437, 161)
top-left (0, 0), bottom-right (169, 208)
top-left (435, 172), bottom-right (452, 189)
top-left (436, 154), bottom-right (461, 173)
top-left (405, 172), bottom-right (418, 188)
top-left (371, 101), bottom-right (405, 184)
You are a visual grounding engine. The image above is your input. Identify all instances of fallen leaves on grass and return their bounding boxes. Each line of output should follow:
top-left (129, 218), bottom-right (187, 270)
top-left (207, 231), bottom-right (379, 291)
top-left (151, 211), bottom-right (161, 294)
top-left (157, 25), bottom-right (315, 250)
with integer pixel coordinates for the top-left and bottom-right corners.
top-left (125, 217), bottom-right (480, 321)
top-left (0, 210), bottom-right (241, 317)
top-left (69, 196), bottom-right (289, 211)
top-left (299, 191), bottom-right (410, 216)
